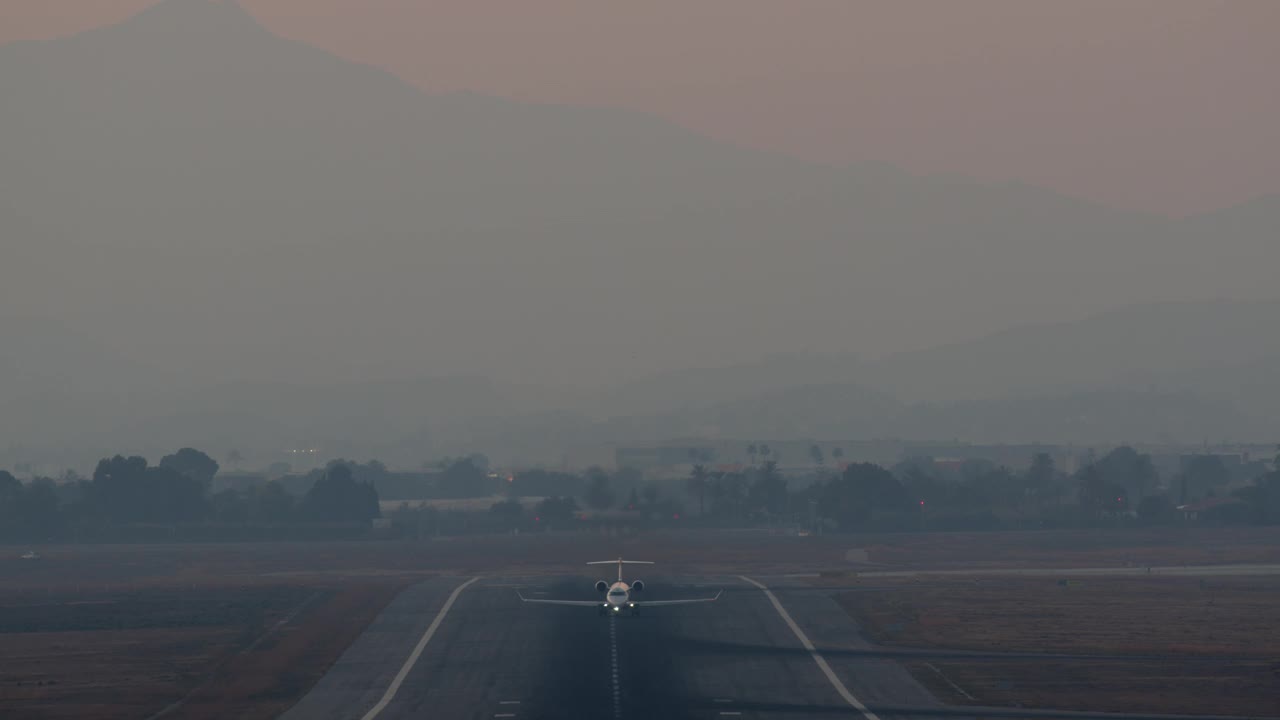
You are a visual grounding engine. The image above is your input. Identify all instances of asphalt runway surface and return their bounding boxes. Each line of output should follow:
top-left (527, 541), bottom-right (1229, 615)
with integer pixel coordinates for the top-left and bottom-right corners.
top-left (281, 573), bottom-right (946, 720)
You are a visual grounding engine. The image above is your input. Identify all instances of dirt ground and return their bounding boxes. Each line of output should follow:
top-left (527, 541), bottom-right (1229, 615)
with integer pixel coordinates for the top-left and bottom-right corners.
top-left (0, 581), bottom-right (407, 720)
top-left (854, 526), bottom-right (1280, 569)
top-left (2, 527), bottom-right (1279, 718)
top-left (838, 574), bottom-right (1280, 717)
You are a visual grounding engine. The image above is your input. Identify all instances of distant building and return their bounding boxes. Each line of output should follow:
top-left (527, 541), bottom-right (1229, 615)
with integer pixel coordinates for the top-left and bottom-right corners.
top-left (1176, 496), bottom-right (1243, 521)
top-left (615, 446), bottom-right (716, 470)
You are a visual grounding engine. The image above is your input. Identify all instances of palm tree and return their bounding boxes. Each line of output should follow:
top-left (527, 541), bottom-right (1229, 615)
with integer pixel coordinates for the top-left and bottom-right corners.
top-left (809, 444), bottom-right (825, 466)
top-left (747, 443), bottom-right (758, 465)
top-left (686, 464), bottom-right (710, 515)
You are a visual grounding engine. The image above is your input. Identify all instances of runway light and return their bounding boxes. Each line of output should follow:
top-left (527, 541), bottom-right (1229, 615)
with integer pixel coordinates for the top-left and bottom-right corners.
top-left (613, 606), bottom-right (620, 612)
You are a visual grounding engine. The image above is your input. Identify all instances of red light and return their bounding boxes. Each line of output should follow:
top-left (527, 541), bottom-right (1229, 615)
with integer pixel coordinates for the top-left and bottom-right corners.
top-left (534, 516), bottom-right (540, 522)
top-left (919, 500), bottom-right (925, 506)
top-left (673, 513), bottom-right (680, 520)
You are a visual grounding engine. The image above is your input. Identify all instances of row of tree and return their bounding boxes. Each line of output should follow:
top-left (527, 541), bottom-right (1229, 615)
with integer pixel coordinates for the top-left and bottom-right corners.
top-left (681, 445), bottom-right (1280, 530)
top-left (5, 445), bottom-right (1278, 539)
top-left (0, 450), bottom-right (381, 539)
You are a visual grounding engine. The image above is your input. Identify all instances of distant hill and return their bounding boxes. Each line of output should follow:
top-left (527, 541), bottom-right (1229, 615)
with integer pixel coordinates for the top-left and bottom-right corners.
top-left (3, 1), bottom-right (1280, 466)
top-left (3, 0), bottom-right (1279, 394)
top-left (867, 299), bottom-right (1280, 402)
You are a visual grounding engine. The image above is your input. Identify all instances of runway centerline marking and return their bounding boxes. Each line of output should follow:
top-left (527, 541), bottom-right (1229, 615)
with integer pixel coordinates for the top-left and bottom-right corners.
top-left (739, 575), bottom-right (883, 720)
top-left (359, 576), bottom-right (481, 720)
top-left (609, 615), bottom-right (622, 719)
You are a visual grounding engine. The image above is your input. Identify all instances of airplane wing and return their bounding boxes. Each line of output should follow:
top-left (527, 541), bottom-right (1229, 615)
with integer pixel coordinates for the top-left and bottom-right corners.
top-left (636, 590), bottom-right (722, 607)
top-left (516, 592), bottom-right (603, 607)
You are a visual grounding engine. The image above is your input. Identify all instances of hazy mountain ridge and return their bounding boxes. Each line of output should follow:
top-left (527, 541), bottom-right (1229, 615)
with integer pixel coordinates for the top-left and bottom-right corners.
top-left (6, 299), bottom-right (1279, 469)
top-left (4, 0), bottom-right (1277, 390)
top-left (868, 299), bottom-right (1280, 403)
top-left (3, 1), bottom-right (1279, 466)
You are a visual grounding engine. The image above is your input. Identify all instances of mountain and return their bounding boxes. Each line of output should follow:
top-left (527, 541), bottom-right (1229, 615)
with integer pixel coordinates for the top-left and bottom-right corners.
top-left (4, 1), bottom-right (1280, 467)
top-left (4, 0), bottom-right (1279, 395)
top-left (868, 299), bottom-right (1280, 403)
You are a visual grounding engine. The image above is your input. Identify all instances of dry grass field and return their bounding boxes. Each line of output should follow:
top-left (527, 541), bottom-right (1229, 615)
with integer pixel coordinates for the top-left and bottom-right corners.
top-left (2, 526), bottom-right (1279, 718)
top-left (852, 526), bottom-right (1280, 569)
top-left (839, 574), bottom-right (1280, 717)
top-left (0, 581), bottom-right (408, 720)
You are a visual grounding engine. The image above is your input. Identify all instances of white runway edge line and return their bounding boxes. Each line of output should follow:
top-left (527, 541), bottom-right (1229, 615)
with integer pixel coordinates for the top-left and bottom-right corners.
top-left (739, 576), bottom-right (883, 720)
top-left (360, 576), bottom-right (482, 720)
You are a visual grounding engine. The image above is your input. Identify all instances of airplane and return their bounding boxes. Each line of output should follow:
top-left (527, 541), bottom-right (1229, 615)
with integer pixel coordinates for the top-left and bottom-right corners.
top-left (517, 557), bottom-right (721, 616)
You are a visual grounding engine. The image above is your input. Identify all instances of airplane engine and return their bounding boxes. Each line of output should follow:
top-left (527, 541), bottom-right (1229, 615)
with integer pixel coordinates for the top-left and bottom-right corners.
top-left (595, 581), bottom-right (609, 593)
top-left (631, 580), bottom-right (644, 592)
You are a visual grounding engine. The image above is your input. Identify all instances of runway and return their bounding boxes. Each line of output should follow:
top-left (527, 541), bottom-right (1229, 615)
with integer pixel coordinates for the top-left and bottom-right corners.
top-left (281, 573), bottom-right (944, 720)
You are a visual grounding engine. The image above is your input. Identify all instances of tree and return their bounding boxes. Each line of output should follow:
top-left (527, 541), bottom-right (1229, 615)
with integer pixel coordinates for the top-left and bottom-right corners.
top-left (809, 444), bottom-right (825, 467)
top-left (832, 447), bottom-right (845, 462)
top-left (0, 471), bottom-right (25, 530)
top-left (211, 489), bottom-right (250, 523)
top-left (1136, 495), bottom-right (1173, 524)
top-left (1095, 447), bottom-right (1159, 501)
top-left (489, 499), bottom-right (524, 528)
top-left (513, 469), bottom-right (583, 497)
top-left (90, 455), bottom-right (207, 523)
top-left (302, 463), bottom-right (380, 522)
top-left (0, 474), bottom-right (61, 537)
top-left (0, 471), bottom-right (20, 499)
top-left (965, 466), bottom-right (1021, 511)
top-left (709, 471), bottom-right (748, 520)
top-left (1180, 455), bottom-right (1231, 502)
top-left (225, 449), bottom-right (245, 469)
top-left (1076, 463), bottom-right (1128, 518)
top-left (437, 458), bottom-right (489, 498)
top-left (1233, 453), bottom-right (1280, 525)
top-left (686, 464), bottom-right (710, 515)
top-left (641, 484), bottom-right (660, 505)
top-left (250, 481), bottom-right (295, 522)
top-left (819, 463), bottom-right (912, 527)
top-left (747, 444), bottom-right (758, 465)
top-left (583, 468), bottom-right (616, 511)
top-left (749, 461), bottom-right (788, 516)
top-left (535, 496), bottom-right (580, 526)
top-left (1027, 453), bottom-right (1056, 491)
top-left (159, 448), bottom-right (220, 489)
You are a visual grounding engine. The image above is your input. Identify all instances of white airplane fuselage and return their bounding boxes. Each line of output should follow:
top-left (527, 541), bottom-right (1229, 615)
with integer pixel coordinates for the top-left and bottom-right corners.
top-left (604, 581), bottom-right (633, 609)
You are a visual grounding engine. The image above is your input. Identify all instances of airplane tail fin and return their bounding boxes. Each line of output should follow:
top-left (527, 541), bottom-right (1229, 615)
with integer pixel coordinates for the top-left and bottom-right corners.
top-left (587, 557), bottom-right (655, 581)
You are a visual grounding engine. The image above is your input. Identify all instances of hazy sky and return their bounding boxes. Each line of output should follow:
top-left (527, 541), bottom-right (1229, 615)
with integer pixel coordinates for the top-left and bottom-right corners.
top-left (3, 0), bottom-right (1277, 217)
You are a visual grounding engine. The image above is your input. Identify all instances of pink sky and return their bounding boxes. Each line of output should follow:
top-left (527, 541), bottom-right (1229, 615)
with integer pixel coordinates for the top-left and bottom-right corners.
top-left (4, 0), bottom-right (1278, 216)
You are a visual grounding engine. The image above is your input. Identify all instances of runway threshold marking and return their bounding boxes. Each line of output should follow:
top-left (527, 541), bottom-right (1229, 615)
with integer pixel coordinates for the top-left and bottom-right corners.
top-left (739, 576), bottom-right (884, 720)
top-left (359, 576), bottom-right (482, 720)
